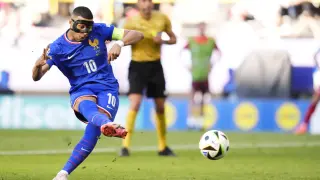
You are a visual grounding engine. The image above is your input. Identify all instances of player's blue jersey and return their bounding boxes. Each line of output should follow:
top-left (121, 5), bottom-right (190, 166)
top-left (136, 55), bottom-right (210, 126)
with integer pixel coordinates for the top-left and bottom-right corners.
top-left (46, 23), bottom-right (118, 93)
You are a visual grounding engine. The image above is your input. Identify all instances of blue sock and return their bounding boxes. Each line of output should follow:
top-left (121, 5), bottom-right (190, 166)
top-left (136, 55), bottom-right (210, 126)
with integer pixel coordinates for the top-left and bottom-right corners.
top-left (62, 123), bottom-right (101, 174)
top-left (78, 100), bottom-right (111, 127)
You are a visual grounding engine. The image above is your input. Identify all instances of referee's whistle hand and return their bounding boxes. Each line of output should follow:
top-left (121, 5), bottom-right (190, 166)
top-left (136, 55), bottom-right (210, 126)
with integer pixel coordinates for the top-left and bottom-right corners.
top-left (153, 35), bottom-right (162, 45)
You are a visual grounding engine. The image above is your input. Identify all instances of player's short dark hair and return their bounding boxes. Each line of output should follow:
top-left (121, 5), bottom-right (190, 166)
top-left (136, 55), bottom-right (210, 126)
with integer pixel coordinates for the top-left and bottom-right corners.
top-left (72, 6), bottom-right (93, 19)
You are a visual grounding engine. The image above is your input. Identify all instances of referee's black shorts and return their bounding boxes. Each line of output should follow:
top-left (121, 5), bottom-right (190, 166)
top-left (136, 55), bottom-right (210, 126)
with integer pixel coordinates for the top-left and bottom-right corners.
top-left (128, 60), bottom-right (167, 98)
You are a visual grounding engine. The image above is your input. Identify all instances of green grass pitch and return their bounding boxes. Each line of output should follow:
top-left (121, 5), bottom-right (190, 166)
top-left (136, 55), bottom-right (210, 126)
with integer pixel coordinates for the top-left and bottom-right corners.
top-left (0, 130), bottom-right (319, 180)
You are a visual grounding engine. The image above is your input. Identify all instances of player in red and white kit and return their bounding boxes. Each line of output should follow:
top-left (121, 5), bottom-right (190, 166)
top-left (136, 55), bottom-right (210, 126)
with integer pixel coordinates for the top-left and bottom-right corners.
top-left (295, 49), bottom-right (320, 134)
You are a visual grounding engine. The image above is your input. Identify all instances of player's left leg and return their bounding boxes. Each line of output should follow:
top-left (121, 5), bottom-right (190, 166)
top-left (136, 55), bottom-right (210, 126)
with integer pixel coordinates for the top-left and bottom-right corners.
top-left (199, 81), bottom-right (210, 117)
top-left (53, 123), bottom-right (101, 179)
top-left (187, 82), bottom-right (201, 130)
top-left (199, 80), bottom-right (211, 130)
top-left (147, 61), bottom-right (175, 156)
top-left (295, 91), bottom-right (320, 134)
top-left (153, 97), bottom-right (175, 156)
top-left (121, 60), bottom-right (146, 156)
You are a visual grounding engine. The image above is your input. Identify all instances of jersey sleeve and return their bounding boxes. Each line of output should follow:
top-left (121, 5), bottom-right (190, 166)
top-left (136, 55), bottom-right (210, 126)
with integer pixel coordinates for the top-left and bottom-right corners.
top-left (99, 23), bottom-right (115, 41)
top-left (314, 48), bottom-right (320, 67)
top-left (46, 59), bottom-right (54, 68)
top-left (163, 14), bottom-right (172, 33)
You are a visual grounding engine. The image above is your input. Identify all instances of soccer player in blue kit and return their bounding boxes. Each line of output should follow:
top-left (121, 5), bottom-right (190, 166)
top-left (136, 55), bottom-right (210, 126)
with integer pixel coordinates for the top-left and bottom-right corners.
top-left (32, 6), bottom-right (144, 180)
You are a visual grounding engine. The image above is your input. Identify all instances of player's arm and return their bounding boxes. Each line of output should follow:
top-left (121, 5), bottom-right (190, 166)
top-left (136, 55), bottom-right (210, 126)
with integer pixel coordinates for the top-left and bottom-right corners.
top-left (179, 39), bottom-right (191, 71)
top-left (213, 42), bottom-right (221, 62)
top-left (32, 47), bottom-right (52, 81)
top-left (179, 41), bottom-right (189, 58)
top-left (210, 39), bottom-right (221, 70)
top-left (112, 27), bottom-right (144, 46)
top-left (107, 27), bottom-right (144, 62)
top-left (314, 48), bottom-right (320, 67)
top-left (162, 15), bottom-right (176, 45)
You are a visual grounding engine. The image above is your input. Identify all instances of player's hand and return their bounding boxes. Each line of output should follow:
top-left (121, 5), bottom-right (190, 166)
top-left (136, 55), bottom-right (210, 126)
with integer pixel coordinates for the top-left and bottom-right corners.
top-left (108, 44), bottom-right (121, 63)
top-left (35, 48), bottom-right (50, 68)
top-left (153, 35), bottom-right (163, 45)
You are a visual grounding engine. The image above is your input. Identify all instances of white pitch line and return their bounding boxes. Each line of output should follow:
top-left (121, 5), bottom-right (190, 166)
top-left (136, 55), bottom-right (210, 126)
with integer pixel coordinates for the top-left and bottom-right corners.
top-left (0, 142), bottom-right (320, 156)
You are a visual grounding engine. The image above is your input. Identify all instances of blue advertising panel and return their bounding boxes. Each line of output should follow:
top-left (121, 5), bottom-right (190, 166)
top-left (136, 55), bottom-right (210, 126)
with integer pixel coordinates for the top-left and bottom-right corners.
top-left (141, 98), bottom-right (309, 132)
top-left (0, 95), bottom-right (310, 132)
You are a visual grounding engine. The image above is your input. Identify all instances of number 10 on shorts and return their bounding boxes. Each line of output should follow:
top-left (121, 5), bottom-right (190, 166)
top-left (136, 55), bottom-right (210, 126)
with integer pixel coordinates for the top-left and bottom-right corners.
top-left (107, 93), bottom-right (116, 107)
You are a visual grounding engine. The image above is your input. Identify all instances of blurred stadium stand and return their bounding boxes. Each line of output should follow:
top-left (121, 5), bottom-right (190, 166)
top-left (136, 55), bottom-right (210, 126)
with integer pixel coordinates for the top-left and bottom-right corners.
top-left (1, 0), bottom-right (320, 132)
top-left (0, 0), bottom-right (319, 97)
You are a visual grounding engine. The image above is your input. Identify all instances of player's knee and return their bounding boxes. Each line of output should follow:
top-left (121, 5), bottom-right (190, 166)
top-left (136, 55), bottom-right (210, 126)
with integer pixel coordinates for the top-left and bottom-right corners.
top-left (78, 100), bottom-right (96, 114)
top-left (193, 91), bottom-right (203, 105)
top-left (203, 92), bottom-right (211, 104)
top-left (155, 102), bottom-right (165, 114)
top-left (129, 94), bottom-right (143, 111)
top-left (155, 106), bottom-right (165, 114)
top-left (154, 98), bottom-right (165, 114)
top-left (130, 101), bottom-right (141, 111)
top-left (98, 108), bottom-right (112, 119)
top-left (74, 96), bottom-right (96, 112)
top-left (313, 93), bottom-right (320, 102)
top-left (77, 100), bottom-right (109, 125)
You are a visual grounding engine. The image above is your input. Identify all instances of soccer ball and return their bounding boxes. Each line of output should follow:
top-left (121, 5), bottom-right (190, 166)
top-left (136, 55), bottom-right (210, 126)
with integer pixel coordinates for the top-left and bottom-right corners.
top-left (199, 130), bottom-right (230, 160)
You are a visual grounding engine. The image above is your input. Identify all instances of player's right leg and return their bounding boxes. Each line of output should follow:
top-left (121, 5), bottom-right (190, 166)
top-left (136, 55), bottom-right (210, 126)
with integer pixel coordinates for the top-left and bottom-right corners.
top-left (187, 87), bottom-right (197, 130)
top-left (120, 93), bottom-right (143, 156)
top-left (188, 81), bottom-right (201, 129)
top-left (199, 81), bottom-right (210, 130)
top-left (73, 96), bottom-right (127, 138)
top-left (120, 60), bottom-right (146, 156)
top-left (192, 91), bottom-right (205, 130)
top-left (188, 81), bottom-right (206, 130)
top-left (295, 91), bottom-right (320, 134)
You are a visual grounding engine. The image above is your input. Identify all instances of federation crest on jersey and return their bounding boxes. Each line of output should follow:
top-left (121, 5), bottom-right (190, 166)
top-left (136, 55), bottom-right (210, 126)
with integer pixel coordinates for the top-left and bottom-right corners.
top-left (89, 38), bottom-right (101, 56)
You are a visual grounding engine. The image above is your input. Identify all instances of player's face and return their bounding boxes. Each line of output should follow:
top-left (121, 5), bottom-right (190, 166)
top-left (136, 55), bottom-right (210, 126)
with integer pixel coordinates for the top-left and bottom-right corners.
top-left (138, 0), bottom-right (153, 16)
top-left (198, 23), bottom-right (206, 35)
top-left (69, 16), bottom-right (93, 41)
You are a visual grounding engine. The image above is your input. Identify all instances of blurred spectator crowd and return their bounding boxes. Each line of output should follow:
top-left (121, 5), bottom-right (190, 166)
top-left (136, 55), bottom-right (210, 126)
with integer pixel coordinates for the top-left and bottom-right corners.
top-left (278, 0), bottom-right (320, 38)
top-left (1, 0), bottom-right (320, 47)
